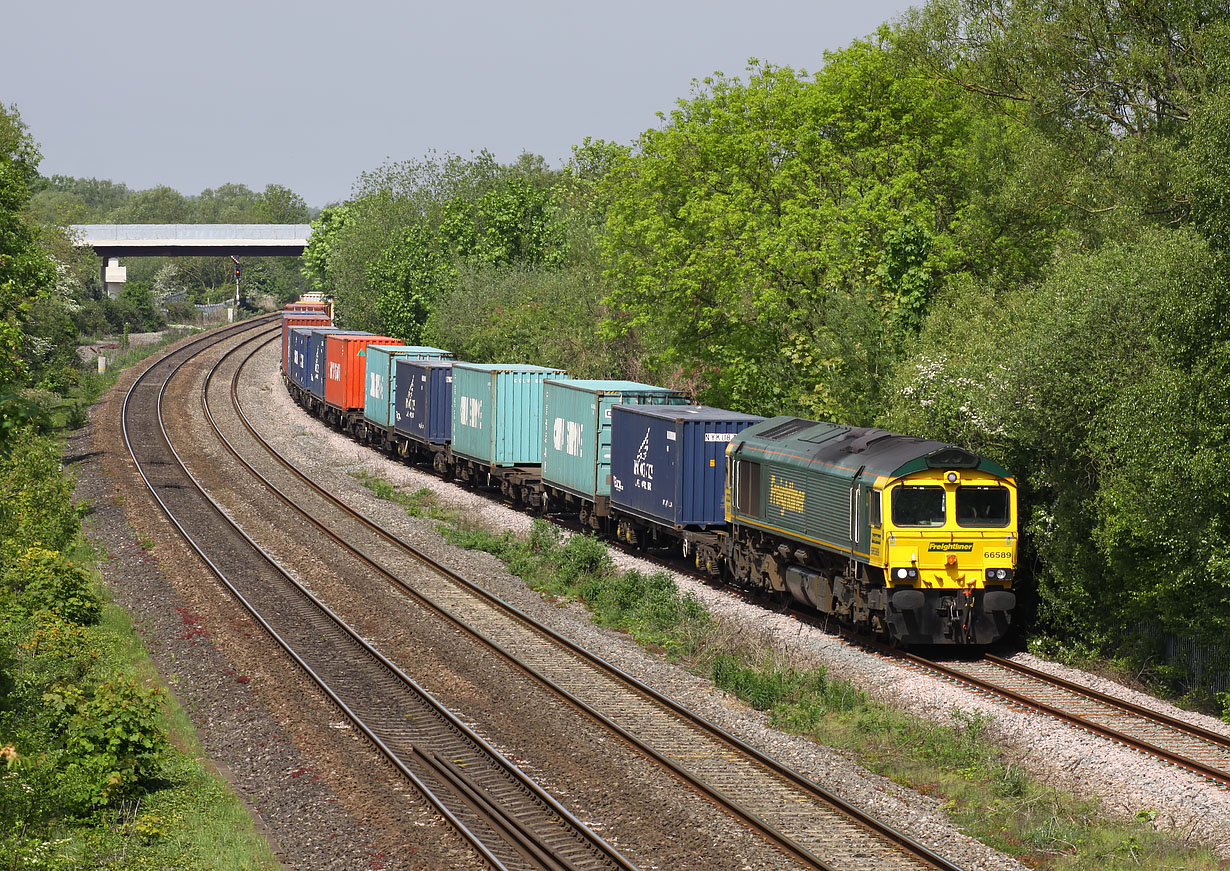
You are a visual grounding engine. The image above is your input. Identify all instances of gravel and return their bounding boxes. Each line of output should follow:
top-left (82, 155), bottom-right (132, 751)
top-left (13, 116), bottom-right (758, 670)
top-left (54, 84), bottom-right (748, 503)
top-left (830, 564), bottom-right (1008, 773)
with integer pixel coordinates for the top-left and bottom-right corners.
top-left (75, 330), bottom-right (478, 871)
top-left (75, 327), bottom-right (1230, 869)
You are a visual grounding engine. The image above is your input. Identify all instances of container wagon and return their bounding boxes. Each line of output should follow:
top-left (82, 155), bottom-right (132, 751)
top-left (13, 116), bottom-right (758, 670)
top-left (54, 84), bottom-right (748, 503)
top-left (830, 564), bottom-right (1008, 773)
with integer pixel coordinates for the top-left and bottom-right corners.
top-left (446, 363), bottom-right (568, 502)
top-left (392, 359), bottom-right (456, 469)
top-left (321, 334), bottom-right (403, 431)
top-left (539, 379), bottom-right (687, 530)
top-left (281, 312), bottom-right (331, 372)
top-left (359, 345), bottom-right (455, 450)
top-left (609, 404), bottom-right (763, 565)
top-left (304, 329), bottom-right (369, 409)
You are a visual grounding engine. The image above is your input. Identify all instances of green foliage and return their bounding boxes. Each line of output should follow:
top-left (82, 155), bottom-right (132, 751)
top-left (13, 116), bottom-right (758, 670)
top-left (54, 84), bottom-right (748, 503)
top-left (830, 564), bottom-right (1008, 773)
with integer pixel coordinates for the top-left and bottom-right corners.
top-left (902, 0), bottom-right (1220, 228)
top-left (311, 151), bottom-right (582, 351)
top-left (370, 224), bottom-right (457, 343)
top-left (106, 185), bottom-right (191, 223)
top-left (597, 47), bottom-right (1006, 418)
top-left (300, 204), bottom-right (352, 292)
top-left (426, 262), bottom-right (622, 376)
top-left (710, 654), bottom-right (854, 716)
top-left (443, 177), bottom-right (566, 267)
top-left (256, 183), bottom-right (309, 223)
top-left (0, 104), bottom-right (58, 422)
top-left (0, 429), bottom-right (79, 551)
top-left (61, 678), bottom-right (166, 806)
top-left (5, 547), bottom-right (101, 625)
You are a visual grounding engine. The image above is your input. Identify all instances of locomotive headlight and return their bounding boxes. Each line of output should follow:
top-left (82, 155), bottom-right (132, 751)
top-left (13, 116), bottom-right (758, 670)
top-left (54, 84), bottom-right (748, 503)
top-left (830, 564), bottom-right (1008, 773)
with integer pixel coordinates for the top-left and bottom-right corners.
top-left (946, 471), bottom-right (959, 483)
top-left (896, 567), bottom-right (909, 580)
top-left (985, 568), bottom-right (1014, 581)
top-left (996, 568), bottom-right (1008, 580)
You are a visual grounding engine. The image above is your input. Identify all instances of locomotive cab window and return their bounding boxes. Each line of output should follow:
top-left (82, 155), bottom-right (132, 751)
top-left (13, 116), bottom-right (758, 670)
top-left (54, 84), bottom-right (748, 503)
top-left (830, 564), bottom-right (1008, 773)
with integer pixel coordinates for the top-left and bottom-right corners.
top-left (734, 460), bottom-right (761, 518)
top-left (869, 489), bottom-right (882, 527)
top-left (956, 486), bottom-right (1010, 527)
top-left (892, 486), bottom-right (946, 527)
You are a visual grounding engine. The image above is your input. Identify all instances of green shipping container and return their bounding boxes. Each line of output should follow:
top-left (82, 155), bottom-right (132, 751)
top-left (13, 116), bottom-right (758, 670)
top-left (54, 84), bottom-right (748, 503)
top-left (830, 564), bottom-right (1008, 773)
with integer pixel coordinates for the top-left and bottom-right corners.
top-left (541, 379), bottom-right (686, 500)
top-left (450, 363), bottom-right (569, 467)
top-left (363, 344), bottom-right (454, 428)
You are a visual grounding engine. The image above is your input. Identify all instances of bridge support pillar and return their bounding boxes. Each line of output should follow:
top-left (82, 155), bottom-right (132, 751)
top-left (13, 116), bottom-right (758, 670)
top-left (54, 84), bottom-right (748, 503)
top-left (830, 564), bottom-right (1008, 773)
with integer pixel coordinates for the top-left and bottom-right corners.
top-left (102, 257), bottom-right (127, 299)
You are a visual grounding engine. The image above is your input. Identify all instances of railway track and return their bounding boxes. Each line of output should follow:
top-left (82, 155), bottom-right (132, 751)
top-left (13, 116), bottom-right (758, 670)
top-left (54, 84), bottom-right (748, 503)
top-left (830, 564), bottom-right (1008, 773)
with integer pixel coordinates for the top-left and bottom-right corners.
top-left (124, 321), bottom-right (634, 871)
top-left (206, 330), bottom-right (968, 870)
top-left (894, 651), bottom-right (1230, 789)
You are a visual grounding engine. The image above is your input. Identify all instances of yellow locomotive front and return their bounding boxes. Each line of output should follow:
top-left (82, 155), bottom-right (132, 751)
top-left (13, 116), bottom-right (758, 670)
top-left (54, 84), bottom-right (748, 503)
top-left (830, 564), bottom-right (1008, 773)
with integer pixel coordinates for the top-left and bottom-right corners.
top-left (873, 467), bottom-right (1018, 643)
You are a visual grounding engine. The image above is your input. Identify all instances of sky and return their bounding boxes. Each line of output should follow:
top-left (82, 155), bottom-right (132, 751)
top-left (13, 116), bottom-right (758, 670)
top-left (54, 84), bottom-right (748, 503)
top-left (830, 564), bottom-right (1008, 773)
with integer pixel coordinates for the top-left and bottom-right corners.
top-left (5, 0), bottom-right (917, 209)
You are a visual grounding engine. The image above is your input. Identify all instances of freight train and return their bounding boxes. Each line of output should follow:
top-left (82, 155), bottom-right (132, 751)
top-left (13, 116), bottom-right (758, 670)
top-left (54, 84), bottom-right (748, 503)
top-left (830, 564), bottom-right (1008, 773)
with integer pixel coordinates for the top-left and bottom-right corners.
top-left (278, 309), bottom-right (1018, 646)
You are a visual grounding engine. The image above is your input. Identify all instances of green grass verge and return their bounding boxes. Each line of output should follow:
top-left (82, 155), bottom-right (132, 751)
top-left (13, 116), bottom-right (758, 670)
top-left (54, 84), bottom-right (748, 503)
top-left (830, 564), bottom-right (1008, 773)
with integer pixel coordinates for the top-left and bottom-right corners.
top-left (353, 472), bottom-right (1219, 871)
top-left (0, 336), bottom-right (281, 871)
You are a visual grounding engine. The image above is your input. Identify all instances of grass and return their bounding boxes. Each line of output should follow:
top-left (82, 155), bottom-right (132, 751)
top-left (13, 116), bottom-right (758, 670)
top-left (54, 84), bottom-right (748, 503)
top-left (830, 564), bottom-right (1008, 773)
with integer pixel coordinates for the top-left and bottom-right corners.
top-left (37, 327), bottom-right (202, 431)
top-left (352, 470), bottom-right (1222, 871)
top-left (350, 470), bottom-right (455, 521)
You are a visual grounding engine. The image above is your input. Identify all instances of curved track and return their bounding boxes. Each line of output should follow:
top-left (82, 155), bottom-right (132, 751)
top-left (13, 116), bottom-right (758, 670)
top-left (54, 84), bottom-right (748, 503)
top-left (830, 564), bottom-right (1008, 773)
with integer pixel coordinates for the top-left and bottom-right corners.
top-left (895, 652), bottom-right (1230, 788)
top-left (123, 322), bottom-right (634, 871)
top-left (209, 331), bottom-right (965, 871)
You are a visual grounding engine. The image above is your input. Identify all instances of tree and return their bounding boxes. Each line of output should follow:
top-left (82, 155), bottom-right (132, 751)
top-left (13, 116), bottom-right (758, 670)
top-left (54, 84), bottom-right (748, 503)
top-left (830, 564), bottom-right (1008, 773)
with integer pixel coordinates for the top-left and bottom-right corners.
top-left (300, 204), bottom-right (352, 292)
top-left (598, 46), bottom-right (992, 418)
top-left (369, 225), bottom-right (456, 341)
top-left (256, 183), bottom-right (309, 223)
top-left (194, 183), bottom-right (260, 223)
top-left (105, 185), bottom-right (190, 223)
top-left (900, 0), bottom-right (1226, 230)
top-left (0, 104), bottom-right (57, 433)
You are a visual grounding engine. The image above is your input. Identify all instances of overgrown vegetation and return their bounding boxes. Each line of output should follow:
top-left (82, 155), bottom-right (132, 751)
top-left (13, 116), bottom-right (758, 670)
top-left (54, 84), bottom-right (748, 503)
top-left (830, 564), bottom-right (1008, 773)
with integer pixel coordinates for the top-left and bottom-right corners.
top-left (0, 430), bottom-right (278, 869)
top-left (356, 474), bottom-right (1218, 869)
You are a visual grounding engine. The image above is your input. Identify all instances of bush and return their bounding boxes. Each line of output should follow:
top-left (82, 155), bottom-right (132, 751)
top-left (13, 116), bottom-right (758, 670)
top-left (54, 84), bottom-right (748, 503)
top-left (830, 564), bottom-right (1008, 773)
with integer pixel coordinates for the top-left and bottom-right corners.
top-left (5, 547), bottom-right (101, 625)
top-left (63, 678), bottom-right (166, 806)
top-left (0, 431), bottom-right (79, 552)
top-left (164, 301), bottom-right (197, 324)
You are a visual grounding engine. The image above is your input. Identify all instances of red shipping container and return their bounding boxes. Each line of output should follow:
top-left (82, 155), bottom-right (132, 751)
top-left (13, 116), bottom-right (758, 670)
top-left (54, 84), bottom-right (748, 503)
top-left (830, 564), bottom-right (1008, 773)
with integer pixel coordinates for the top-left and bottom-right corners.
top-left (324, 334), bottom-right (403, 410)
top-left (282, 313), bottom-right (331, 371)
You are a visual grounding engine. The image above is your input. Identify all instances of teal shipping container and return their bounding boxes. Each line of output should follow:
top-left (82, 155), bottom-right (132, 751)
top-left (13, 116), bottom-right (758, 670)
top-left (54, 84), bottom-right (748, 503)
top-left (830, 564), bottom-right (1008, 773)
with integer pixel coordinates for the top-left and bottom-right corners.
top-left (451, 363), bottom-right (568, 467)
top-left (541, 379), bottom-right (687, 501)
top-left (363, 344), bottom-right (454, 428)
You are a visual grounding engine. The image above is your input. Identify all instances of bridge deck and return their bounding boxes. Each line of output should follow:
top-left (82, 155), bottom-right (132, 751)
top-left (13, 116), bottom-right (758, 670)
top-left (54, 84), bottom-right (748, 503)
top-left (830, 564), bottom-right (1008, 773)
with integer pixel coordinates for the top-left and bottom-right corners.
top-left (73, 224), bottom-right (311, 257)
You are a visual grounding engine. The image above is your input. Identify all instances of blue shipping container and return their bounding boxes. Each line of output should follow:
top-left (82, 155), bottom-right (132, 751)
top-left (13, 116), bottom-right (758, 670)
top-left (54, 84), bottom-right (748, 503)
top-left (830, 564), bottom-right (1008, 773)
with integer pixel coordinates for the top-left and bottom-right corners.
top-left (610, 404), bottom-right (764, 529)
top-left (394, 359), bottom-right (455, 443)
top-left (307, 329), bottom-right (368, 399)
top-left (288, 326), bottom-right (324, 390)
top-left (363, 345), bottom-right (454, 429)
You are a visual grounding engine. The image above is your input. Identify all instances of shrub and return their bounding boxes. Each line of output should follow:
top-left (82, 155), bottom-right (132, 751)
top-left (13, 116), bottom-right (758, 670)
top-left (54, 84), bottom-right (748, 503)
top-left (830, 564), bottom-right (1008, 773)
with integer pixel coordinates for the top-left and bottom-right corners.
top-left (0, 431), bottom-right (79, 552)
top-left (5, 547), bottom-right (101, 625)
top-left (62, 678), bottom-right (166, 806)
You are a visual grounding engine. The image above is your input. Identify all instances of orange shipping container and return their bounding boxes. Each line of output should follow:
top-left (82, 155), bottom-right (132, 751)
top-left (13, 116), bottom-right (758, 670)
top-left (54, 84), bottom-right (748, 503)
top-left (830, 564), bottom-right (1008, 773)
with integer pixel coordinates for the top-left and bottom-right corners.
top-left (284, 301), bottom-right (331, 313)
top-left (324, 334), bottom-right (403, 410)
top-left (282, 313), bottom-right (331, 371)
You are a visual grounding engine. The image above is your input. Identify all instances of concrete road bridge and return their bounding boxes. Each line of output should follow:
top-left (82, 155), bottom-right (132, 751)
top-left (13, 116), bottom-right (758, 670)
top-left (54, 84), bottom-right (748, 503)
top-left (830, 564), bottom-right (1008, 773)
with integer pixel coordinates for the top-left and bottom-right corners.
top-left (71, 223), bottom-right (312, 297)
